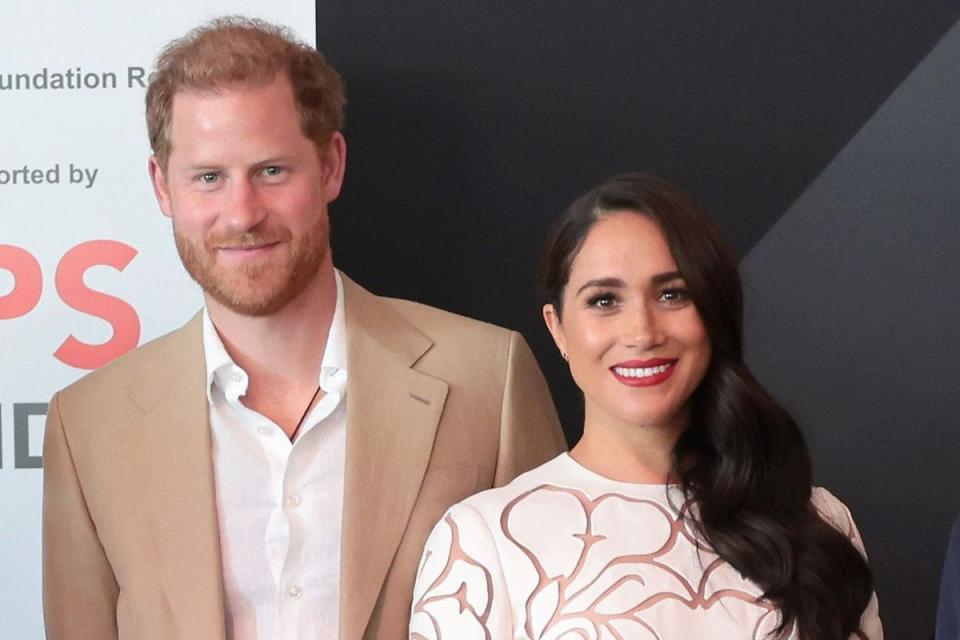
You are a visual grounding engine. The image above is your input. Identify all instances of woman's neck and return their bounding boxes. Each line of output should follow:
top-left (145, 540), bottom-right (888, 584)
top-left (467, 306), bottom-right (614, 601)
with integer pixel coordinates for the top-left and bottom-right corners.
top-left (572, 405), bottom-right (686, 484)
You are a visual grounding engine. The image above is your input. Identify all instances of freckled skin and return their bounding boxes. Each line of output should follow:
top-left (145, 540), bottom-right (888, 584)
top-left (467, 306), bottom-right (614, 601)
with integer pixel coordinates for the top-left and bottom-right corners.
top-left (148, 74), bottom-right (344, 316)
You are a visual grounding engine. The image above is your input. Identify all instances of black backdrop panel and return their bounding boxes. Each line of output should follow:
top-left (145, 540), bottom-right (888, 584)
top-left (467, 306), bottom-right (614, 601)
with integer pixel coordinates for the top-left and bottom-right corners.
top-left (315, 3), bottom-right (960, 637)
top-left (742, 21), bottom-right (960, 638)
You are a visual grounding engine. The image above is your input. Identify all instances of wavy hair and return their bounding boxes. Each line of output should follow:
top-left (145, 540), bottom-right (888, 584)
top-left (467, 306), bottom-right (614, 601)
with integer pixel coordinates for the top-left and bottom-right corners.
top-left (538, 172), bottom-right (873, 639)
top-left (146, 16), bottom-right (345, 169)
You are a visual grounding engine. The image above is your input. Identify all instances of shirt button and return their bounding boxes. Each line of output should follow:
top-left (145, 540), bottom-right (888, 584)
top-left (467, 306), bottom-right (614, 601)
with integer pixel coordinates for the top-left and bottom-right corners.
top-left (288, 585), bottom-right (303, 599)
top-left (257, 426), bottom-right (272, 436)
top-left (285, 495), bottom-right (302, 508)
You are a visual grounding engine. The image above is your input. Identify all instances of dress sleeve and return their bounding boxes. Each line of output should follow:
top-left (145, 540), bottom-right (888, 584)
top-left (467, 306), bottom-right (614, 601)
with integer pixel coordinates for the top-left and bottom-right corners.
top-left (811, 487), bottom-right (884, 640)
top-left (410, 503), bottom-right (512, 640)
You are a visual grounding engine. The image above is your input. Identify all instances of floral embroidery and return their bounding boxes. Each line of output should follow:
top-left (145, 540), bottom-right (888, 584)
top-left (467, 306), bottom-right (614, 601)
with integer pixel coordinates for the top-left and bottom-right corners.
top-left (410, 455), bottom-right (881, 640)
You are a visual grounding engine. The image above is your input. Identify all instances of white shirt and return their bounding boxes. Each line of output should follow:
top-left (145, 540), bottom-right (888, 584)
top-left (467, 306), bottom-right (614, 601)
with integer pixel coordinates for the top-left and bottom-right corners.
top-left (203, 272), bottom-right (348, 640)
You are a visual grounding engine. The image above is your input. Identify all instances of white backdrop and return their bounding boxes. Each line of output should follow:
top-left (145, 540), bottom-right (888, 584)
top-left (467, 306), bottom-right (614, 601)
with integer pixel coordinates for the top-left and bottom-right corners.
top-left (0, 2), bottom-right (314, 636)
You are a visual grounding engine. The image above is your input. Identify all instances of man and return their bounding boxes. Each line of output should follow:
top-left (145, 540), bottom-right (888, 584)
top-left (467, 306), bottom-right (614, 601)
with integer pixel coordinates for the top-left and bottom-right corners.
top-left (42, 17), bottom-right (565, 640)
top-left (937, 514), bottom-right (960, 640)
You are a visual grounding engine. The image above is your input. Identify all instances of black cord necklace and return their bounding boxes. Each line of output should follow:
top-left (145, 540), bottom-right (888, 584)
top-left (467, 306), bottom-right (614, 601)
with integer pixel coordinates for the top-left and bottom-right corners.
top-left (289, 384), bottom-right (324, 442)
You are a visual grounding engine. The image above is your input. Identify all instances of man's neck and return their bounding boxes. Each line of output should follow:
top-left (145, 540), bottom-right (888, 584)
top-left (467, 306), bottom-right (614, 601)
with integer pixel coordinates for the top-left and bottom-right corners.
top-left (206, 263), bottom-right (338, 432)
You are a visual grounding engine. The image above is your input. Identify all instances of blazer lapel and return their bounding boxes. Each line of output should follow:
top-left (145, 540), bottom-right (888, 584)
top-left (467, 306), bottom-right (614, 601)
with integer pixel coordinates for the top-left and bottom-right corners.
top-left (339, 275), bottom-right (449, 640)
top-left (124, 314), bottom-right (227, 640)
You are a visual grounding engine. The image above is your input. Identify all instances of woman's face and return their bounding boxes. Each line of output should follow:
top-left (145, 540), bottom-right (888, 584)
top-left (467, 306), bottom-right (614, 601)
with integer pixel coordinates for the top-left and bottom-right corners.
top-left (544, 211), bottom-right (711, 435)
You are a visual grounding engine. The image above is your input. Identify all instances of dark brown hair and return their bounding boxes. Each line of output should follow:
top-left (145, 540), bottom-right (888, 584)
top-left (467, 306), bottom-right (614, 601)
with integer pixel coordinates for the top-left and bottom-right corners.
top-left (539, 172), bottom-right (873, 639)
top-left (146, 16), bottom-right (345, 168)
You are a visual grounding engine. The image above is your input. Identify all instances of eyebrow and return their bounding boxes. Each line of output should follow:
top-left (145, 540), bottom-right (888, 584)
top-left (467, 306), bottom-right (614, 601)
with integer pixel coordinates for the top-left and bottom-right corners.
top-left (575, 271), bottom-right (685, 296)
top-left (181, 156), bottom-right (296, 172)
top-left (651, 270), bottom-right (685, 285)
top-left (180, 163), bottom-right (222, 173)
top-left (254, 156), bottom-right (296, 166)
top-left (576, 277), bottom-right (623, 296)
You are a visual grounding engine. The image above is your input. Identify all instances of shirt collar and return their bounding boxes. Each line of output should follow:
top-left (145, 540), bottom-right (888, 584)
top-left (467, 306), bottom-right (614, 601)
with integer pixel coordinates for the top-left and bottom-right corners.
top-left (202, 270), bottom-right (348, 404)
top-left (319, 270), bottom-right (348, 393)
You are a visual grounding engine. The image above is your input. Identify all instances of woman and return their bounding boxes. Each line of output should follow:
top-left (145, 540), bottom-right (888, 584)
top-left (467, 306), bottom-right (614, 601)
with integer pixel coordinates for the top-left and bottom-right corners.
top-left (409, 173), bottom-right (882, 639)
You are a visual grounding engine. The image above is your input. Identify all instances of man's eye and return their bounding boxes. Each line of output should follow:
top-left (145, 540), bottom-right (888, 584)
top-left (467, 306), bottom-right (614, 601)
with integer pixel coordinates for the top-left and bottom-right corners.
top-left (198, 172), bottom-right (219, 184)
top-left (263, 166), bottom-right (283, 177)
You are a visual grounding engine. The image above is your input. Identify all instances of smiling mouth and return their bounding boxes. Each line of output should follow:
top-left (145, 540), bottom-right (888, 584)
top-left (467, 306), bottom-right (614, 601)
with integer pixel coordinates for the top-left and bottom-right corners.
top-left (216, 241), bottom-right (281, 253)
top-left (610, 359), bottom-right (677, 386)
top-left (613, 363), bottom-right (671, 377)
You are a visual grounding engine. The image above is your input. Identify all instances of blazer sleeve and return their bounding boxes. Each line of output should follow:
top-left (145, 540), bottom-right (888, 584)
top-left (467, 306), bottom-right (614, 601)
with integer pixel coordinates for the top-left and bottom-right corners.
top-left (493, 331), bottom-right (567, 487)
top-left (43, 391), bottom-right (120, 640)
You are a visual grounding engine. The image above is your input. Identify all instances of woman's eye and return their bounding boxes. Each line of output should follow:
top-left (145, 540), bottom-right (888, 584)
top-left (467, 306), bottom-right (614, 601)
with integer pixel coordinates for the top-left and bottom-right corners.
top-left (586, 293), bottom-right (618, 309)
top-left (659, 288), bottom-right (690, 304)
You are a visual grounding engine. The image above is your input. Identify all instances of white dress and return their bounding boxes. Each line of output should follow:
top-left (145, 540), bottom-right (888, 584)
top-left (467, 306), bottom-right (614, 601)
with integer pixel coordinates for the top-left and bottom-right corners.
top-left (410, 453), bottom-right (882, 640)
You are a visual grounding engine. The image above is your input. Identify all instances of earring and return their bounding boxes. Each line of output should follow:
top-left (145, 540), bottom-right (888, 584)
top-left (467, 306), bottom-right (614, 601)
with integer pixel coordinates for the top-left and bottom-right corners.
top-left (561, 351), bottom-right (568, 361)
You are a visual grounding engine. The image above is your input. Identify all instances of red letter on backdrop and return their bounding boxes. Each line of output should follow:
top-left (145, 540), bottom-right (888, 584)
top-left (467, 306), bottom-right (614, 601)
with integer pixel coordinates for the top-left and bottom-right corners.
top-left (54, 240), bottom-right (141, 369)
top-left (0, 244), bottom-right (43, 319)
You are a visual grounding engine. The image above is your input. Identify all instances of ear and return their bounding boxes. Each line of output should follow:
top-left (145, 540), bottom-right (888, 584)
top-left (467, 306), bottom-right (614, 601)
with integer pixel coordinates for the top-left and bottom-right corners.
top-left (318, 131), bottom-right (347, 203)
top-left (148, 156), bottom-right (173, 218)
top-left (542, 303), bottom-right (567, 358)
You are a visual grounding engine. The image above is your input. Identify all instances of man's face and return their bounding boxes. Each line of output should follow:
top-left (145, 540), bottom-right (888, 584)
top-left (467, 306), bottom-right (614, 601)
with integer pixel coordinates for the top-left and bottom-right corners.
top-left (149, 74), bottom-right (345, 316)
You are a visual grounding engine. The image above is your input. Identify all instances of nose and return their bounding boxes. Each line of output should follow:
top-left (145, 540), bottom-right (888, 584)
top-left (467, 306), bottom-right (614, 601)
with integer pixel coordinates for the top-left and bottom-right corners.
top-left (625, 301), bottom-right (664, 350)
top-left (224, 177), bottom-right (267, 231)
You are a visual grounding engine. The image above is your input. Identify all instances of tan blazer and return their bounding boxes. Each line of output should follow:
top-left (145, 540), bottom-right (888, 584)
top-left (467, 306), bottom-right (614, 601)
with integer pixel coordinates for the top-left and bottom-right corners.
top-left (43, 273), bottom-right (565, 640)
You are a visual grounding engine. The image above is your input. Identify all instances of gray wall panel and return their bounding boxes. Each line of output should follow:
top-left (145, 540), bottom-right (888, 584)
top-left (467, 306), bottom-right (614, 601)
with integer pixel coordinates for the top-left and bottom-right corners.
top-left (743, 20), bottom-right (960, 638)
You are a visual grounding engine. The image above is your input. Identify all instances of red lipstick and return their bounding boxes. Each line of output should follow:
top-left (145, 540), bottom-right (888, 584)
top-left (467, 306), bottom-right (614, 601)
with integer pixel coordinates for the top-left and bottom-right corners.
top-left (609, 358), bottom-right (677, 387)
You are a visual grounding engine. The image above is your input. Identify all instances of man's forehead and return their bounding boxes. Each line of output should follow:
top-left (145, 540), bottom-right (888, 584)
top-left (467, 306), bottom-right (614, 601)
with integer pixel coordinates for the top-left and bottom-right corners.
top-left (166, 75), bottom-right (297, 139)
top-left (162, 75), bottom-right (321, 167)
top-left (171, 74), bottom-right (286, 104)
